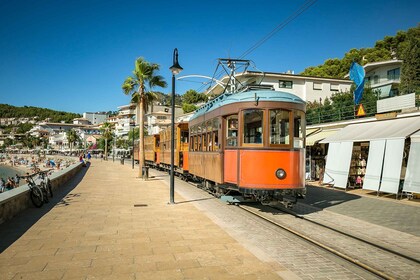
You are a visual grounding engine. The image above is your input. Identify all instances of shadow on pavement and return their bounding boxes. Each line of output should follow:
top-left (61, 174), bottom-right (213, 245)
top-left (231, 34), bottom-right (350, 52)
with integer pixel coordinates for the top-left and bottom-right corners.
top-left (0, 164), bottom-right (90, 253)
top-left (299, 185), bottom-right (362, 212)
top-left (175, 197), bottom-right (216, 204)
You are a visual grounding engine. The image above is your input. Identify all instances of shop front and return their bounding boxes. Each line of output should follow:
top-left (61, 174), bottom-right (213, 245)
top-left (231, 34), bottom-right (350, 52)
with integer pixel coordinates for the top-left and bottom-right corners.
top-left (320, 115), bottom-right (420, 195)
top-left (305, 129), bottom-right (341, 181)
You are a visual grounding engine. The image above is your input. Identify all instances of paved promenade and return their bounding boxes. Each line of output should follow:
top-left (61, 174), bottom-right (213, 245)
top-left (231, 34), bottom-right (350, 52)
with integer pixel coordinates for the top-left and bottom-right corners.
top-left (0, 160), bottom-right (283, 280)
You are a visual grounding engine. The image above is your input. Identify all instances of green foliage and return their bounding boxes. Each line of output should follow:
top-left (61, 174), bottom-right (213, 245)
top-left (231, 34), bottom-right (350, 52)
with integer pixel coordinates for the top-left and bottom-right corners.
top-left (128, 127), bottom-right (139, 141)
top-left (0, 104), bottom-right (81, 123)
top-left (182, 103), bottom-right (197, 113)
top-left (16, 123), bottom-right (34, 134)
top-left (182, 90), bottom-right (208, 104)
top-left (400, 24), bottom-right (420, 94)
top-left (306, 87), bottom-right (379, 125)
top-left (301, 25), bottom-right (419, 79)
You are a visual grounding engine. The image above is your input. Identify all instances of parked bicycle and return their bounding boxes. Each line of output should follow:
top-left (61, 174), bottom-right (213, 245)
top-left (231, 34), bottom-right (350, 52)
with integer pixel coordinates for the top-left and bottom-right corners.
top-left (19, 172), bottom-right (44, 208)
top-left (38, 169), bottom-right (53, 201)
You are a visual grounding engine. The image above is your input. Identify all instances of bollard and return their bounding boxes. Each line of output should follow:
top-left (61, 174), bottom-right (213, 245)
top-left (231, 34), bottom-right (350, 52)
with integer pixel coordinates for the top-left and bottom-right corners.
top-left (142, 166), bottom-right (149, 180)
top-left (120, 157), bottom-right (124, 165)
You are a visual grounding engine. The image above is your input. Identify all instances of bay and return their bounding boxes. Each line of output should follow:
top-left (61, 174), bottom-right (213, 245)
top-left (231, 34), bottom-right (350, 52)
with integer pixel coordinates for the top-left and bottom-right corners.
top-left (0, 165), bottom-right (24, 180)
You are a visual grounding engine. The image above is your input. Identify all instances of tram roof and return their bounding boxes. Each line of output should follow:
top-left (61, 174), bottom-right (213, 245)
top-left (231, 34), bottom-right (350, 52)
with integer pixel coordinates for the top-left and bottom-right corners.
top-left (190, 90), bottom-right (305, 120)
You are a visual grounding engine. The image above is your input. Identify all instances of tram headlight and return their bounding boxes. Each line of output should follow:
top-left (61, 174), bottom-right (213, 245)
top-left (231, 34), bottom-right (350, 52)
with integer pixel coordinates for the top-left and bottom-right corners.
top-left (275, 168), bottom-right (286, 180)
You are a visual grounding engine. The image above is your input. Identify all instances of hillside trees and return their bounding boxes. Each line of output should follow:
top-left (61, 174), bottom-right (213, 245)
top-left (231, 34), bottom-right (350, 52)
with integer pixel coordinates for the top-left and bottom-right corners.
top-left (0, 104), bottom-right (81, 123)
top-left (301, 24), bottom-right (419, 90)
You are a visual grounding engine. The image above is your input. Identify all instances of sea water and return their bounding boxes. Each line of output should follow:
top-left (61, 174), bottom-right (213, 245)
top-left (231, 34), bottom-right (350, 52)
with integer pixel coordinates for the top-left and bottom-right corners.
top-left (0, 165), bottom-right (24, 180)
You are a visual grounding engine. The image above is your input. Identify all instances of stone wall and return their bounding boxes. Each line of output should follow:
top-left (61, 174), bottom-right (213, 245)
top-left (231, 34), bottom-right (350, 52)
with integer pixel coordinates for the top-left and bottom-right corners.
top-left (0, 163), bottom-right (83, 224)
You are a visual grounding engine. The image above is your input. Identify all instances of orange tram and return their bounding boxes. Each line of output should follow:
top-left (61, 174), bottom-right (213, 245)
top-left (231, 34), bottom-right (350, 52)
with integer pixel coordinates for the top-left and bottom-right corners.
top-left (139, 88), bottom-right (307, 206)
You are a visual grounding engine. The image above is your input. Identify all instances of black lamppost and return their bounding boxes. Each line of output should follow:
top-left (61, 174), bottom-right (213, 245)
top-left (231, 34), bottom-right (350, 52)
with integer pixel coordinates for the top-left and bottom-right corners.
top-left (169, 48), bottom-right (183, 204)
top-left (131, 123), bottom-right (135, 169)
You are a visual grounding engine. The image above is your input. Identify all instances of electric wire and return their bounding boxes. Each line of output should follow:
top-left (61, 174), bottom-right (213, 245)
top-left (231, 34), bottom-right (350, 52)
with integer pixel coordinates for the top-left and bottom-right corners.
top-left (193, 0), bottom-right (318, 93)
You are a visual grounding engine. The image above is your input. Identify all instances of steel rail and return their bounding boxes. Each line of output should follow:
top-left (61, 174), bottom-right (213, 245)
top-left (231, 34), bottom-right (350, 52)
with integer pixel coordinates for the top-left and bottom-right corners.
top-left (237, 204), bottom-right (395, 280)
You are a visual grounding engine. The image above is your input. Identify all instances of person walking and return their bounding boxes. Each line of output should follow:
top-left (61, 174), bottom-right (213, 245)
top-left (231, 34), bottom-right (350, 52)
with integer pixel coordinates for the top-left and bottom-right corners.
top-left (87, 152), bottom-right (92, 162)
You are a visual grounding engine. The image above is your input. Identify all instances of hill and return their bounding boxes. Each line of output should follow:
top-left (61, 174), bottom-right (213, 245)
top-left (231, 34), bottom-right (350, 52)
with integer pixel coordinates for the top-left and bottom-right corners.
top-left (0, 104), bottom-right (81, 123)
top-left (301, 24), bottom-right (419, 94)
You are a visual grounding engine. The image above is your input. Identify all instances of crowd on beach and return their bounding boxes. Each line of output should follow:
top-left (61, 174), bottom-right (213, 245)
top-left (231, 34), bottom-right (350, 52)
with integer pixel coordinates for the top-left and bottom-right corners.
top-left (0, 152), bottom-right (79, 194)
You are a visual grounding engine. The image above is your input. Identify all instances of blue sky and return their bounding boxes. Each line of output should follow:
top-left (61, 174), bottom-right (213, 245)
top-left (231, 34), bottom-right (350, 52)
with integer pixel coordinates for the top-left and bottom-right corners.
top-left (0, 0), bottom-right (419, 114)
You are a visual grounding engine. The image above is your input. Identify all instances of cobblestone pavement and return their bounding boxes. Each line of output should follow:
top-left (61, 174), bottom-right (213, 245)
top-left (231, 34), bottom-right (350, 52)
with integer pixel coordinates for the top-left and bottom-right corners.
top-left (303, 184), bottom-right (420, 237)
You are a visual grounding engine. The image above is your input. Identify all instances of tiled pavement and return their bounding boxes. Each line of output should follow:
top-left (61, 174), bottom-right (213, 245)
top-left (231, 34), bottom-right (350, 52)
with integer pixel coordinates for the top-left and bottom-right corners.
top-left (0, 160), bottom-right (284, 280)
top-left (1, 159), bottom-right (419, 279)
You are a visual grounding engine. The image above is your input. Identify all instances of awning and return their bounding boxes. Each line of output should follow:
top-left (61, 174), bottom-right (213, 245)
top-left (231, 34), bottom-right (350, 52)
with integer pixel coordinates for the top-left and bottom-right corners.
top-left (306, 129), bottom-right (340, 146)
top-left (410, 130), bottom-right (420, 143)
top-left (403, 141), bottom-right (420, 193)
top-left (306, 128), bottom-right (320, 137)
top-left (321, 116), bottom-right (420, 143)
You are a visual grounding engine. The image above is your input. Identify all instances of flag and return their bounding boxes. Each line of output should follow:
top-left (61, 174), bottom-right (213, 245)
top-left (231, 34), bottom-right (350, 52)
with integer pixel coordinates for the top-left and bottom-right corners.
top-left (349, 62), bottom-right (365, 105)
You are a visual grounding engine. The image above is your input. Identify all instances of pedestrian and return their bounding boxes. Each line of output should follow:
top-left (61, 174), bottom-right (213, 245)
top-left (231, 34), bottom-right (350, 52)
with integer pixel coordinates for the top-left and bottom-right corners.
top-left (14, 174), bottom-right (20, 187)
top-left (0, 178), bottom-right (5, 192)
top-left (87, 152), bottom-right (91, 162)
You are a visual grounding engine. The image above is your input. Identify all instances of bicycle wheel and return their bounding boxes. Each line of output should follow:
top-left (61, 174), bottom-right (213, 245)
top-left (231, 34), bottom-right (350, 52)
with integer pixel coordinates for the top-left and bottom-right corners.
top-left (39, 182), bottom-right (49, 203)
top-left (46, 179), bottom-right (53, 198)
top-left (30, 185), bottom-right (44, 208)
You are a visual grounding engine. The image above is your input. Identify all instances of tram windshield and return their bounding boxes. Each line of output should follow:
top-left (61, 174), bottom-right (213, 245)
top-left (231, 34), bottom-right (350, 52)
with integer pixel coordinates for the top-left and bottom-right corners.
top-left (243, 109), bottom-right (263, 144)
top-left (269, 109), bottom-right (290, 145)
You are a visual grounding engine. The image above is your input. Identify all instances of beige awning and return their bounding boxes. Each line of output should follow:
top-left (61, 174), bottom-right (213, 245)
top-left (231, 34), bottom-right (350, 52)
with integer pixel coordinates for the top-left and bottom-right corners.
top-left (306, 129), bottom-right (340, 146)
top-left (321, 116), bottom-right (420, 143)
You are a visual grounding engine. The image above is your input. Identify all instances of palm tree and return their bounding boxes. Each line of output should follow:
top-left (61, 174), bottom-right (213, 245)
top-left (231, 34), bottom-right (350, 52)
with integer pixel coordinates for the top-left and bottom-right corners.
top-left (66, 129), bottom-right (79, 152)
top-left (101, 122), bottom-right (113, 160)
top-left (122, 57), bottom-right (167, 178)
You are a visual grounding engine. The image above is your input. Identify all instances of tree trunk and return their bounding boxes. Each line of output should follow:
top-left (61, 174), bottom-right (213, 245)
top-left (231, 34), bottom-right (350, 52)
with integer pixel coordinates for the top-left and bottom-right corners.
top-left (105, 138), bottom-right (108, 161)
top-left (139, 96), bottom-right (145, 178)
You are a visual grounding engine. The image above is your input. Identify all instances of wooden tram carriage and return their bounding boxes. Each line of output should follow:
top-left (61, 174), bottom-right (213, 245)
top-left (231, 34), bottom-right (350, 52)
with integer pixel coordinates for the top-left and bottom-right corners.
top-left (137, 88), bottom-right (307, 206)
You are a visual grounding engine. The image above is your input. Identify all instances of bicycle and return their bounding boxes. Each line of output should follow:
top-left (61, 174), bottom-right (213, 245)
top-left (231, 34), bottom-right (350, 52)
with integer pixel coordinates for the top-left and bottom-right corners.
top-left (19, 172), bottom-right (44, 208)
top-left (38, 169), bottom-right (53, 201)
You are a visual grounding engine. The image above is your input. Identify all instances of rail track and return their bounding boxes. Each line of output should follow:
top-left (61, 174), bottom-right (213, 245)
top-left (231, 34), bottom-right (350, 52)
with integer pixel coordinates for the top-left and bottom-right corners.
top-left (237, 203), bottom-right (420, 280)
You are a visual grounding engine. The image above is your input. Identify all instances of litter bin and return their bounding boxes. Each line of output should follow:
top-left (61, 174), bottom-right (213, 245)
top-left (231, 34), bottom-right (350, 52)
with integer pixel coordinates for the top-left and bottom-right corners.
top-left (120, 157), bottom-right (124, 165)
top-left (142, 166), bottom-right (149, 180)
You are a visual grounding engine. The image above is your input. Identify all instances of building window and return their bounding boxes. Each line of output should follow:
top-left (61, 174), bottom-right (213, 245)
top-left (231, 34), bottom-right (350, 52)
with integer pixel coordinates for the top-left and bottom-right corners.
top-left (387, 68), bottom-right (400, 80)
top-left (373, 75), bottom-right (379, 84)
top-left (330, 84), bottom-right (339, 91)
top-left (279, 80), bottom-right (293, 89)
top-left (313, 82), bottom-right (322, 90)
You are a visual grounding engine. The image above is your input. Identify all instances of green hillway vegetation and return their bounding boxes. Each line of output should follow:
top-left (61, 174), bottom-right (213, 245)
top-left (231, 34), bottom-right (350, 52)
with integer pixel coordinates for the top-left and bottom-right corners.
top-left (302, 24), bottom-right (420, 125)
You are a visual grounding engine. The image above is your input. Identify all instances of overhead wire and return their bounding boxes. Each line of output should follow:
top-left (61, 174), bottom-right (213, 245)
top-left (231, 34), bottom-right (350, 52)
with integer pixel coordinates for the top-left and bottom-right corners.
top-left (192, 0), bottom-right (318, 93)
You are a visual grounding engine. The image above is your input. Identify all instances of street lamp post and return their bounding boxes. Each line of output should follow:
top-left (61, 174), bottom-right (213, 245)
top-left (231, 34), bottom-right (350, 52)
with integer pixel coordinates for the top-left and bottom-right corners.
top-left (131, 124), bottom-right (135, 169)
top-left (169, 48), bottom-right (183, 204)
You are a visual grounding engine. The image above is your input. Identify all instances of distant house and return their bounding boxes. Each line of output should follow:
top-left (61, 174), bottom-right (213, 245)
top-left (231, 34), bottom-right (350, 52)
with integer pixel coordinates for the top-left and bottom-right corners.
top-left (83, 112), bottom-right (109, 125)
top-left (145, 104), bottom-right (184, 135)
top-left (73, 118), bottom-right (91, 125)
top-left (363, 60), bottom-right (403, 98)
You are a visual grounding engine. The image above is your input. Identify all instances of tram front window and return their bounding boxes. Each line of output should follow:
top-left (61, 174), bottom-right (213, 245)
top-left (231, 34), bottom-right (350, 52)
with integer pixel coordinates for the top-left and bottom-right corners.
top-left (243, 109), bottom-right (263, 144)
top-left (270, 110), bottom-right (290, 145)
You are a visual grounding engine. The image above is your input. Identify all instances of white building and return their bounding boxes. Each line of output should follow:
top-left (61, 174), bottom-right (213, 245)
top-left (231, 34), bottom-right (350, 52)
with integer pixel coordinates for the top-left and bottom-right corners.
top-left (107, 104), bottom-right (136, 138)
top-left (83, 112), bottom-right (109, 125)
top-left (363, 60), bottom-right (402, 98)
top-left (145, 104), bottom-right (184, 135)
top-left (206, 71), bottom-right (353, 103)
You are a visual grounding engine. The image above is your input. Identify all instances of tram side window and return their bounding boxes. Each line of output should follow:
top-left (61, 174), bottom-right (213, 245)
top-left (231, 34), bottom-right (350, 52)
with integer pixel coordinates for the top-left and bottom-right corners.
top-left (243, 109), bottom-right (263, 145)
top-left (270, 110), bottom-right (290, 145)
top-left (293, 110), bottom-right (305, 148)
top-left (226, 115), bottom-right (238, 147)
